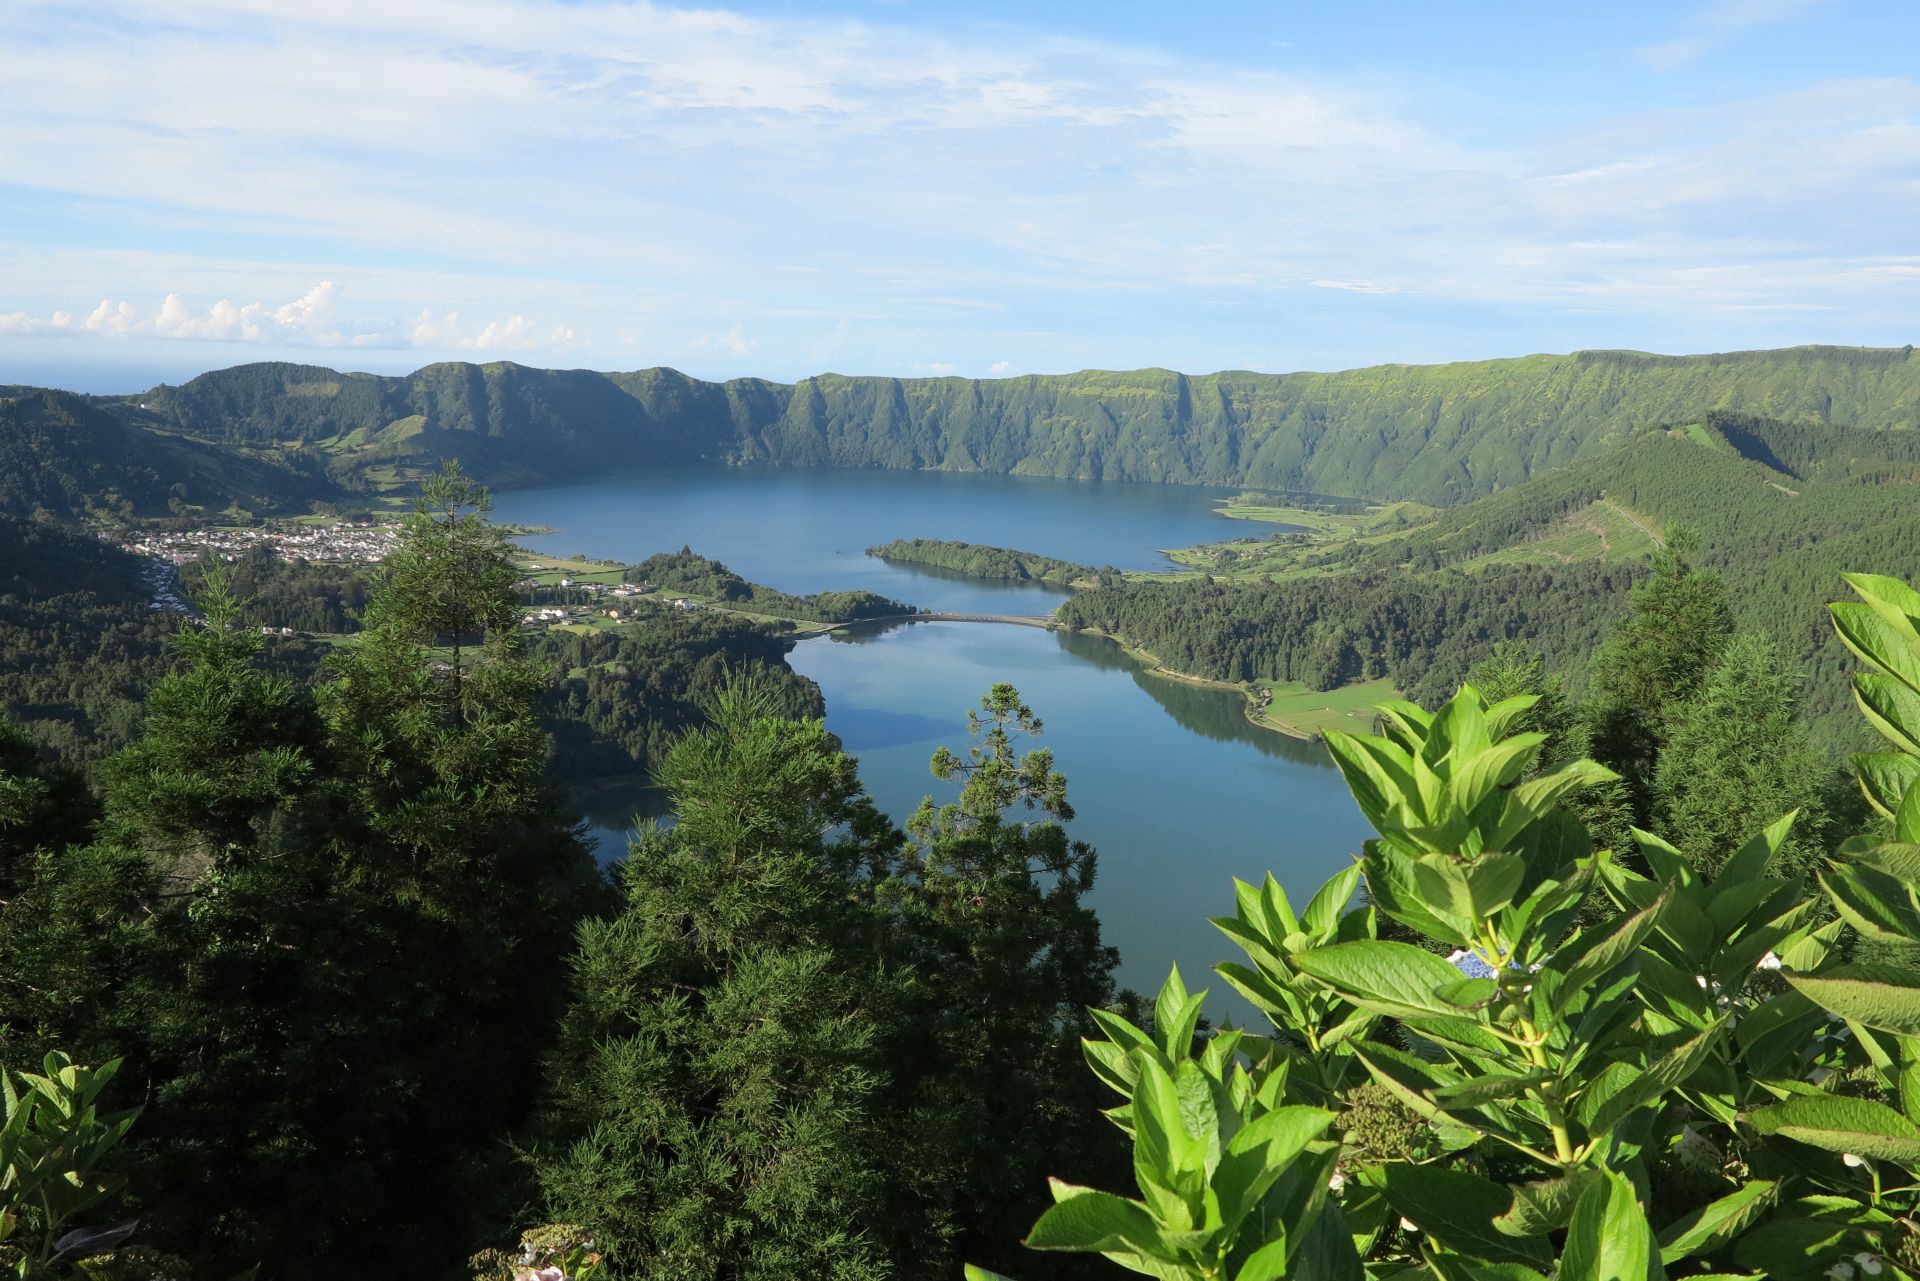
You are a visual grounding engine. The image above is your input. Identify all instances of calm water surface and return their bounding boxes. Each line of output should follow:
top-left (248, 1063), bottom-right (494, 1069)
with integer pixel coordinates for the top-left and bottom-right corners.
top-left (490, 465), bottom-right (1250, 615)
top-left (492, 467), bottom-right (1373, 1012)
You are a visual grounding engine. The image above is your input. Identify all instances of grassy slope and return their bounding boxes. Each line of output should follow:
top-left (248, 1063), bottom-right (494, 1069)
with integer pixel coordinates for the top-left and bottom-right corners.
top-left (121, 345), bottom-right (1920, 504)
top-left (1253, 678), bottom-right (1397, 738)
top-left (1109, 419), bottom-right (1920, 745)
top-left (0, 390), bottom-right (330, 520)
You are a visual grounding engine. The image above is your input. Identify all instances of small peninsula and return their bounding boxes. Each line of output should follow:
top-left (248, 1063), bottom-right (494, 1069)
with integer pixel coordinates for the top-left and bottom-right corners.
top-left (867, 538), bottom-right (1112, 588)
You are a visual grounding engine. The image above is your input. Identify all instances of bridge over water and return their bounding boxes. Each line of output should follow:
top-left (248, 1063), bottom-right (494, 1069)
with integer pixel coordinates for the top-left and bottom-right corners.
top-left (856, 612), bottom-right (1055, 628)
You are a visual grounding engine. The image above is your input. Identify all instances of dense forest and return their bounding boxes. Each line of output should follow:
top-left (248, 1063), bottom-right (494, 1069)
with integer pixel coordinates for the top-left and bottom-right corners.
top-left (1060, 417), bottom-right (1920, 750)
top-left (61, 343), bottom-right (1918, 504)
top-left (868, 539), bottom-right (1111, 587)
top-left (537, 609), bottom-right (821, 779)
top-left (12, 464), bottom-right (1920, 1280)
top-left (628, 547), bottom-right (915, 622)
top-left (1057, 561), bottom-right (1642, 704)
top-left (0, 473), bottom-right (1131, 1280)
top-left (0, 389), bottom-right (332, 520)
top-left (0, 516), bottom-right (172, 759)
top-left (0, 518), bottom-right (837, 789)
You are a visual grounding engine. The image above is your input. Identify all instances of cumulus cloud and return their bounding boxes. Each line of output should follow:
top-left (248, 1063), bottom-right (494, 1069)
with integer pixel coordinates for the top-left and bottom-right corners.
top-left (2, 283), bottom-right (574, 353)
top-left (0, 309), bottom-right (76, 336)
top-left (464, 315), bottom-right (533, 351)
top-left (61, 280), bottom-right (387, 345)
top-left (926, 361), bottom-right (958, 374)
top-left (989, 360), bottom-right (1011, 374)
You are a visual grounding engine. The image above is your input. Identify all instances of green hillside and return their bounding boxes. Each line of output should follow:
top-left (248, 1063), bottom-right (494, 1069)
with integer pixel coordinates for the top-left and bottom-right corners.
top-left (866, 538), bottom-right (1106, 587)
top-left (1065, 416), bottom-right (1920, 745)
top-left (127, 344), bottom-right (1920, 502)
top-left (0, 515), bottom-right (172, 757)
top-left (0, 389), bottom-right (332, 520)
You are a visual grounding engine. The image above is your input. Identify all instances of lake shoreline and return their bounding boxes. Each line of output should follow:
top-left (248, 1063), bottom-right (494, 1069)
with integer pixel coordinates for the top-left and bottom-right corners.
top-left (701, 601), bottom-right (1345, 745)
top-left (1056, 626), bottom-right (1328, 742)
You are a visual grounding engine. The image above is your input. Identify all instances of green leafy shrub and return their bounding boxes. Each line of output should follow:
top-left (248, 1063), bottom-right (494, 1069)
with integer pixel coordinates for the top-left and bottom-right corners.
top-left (0, 1053), bottom-right (142, 1280)
top-left (975, 569), bottom-right (1920, 1280)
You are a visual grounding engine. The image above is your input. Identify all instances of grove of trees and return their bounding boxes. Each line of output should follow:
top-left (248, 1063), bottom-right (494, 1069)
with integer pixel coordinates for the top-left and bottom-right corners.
top-left (9, 465), bottom-right (1920, 1280)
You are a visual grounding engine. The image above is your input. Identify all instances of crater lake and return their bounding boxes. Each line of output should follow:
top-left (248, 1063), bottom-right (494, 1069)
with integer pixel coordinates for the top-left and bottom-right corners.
top-left (489, 466), bottom-right (1373, 1005)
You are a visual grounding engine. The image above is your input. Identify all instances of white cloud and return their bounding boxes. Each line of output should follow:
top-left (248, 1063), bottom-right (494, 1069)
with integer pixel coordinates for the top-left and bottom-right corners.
top-left (3, 282), bottom-right (573, 353)
top-left (0, 1), bottom-right (1912, 376)
top-left (462, 315), bottom-right (533, 351)
top-left (1309, 279), bottom-right (1401, 295)
top-left (989, 360), bottom-right (1011, 374)
top-left (684, 323), bottom-right (758, 358)
top-left (410, 309), bottom-right (463, 347)
top-left (84, 300), bottom-right (141, 335)
top-left (1637, 0), bottom-right (1829, 71)
top-left (0, 309), bottom-right (75, 336)
top-left (926, 362), bottom-right (958, 374)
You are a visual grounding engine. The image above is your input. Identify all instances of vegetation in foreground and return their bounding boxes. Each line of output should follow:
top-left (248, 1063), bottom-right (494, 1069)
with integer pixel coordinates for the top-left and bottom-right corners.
top-left (0, 469), bottom-right (1128, 1280)
top-left (12, 459), bottom-right (1920, 1278)
top-left (964, 569), bottom-right (1920, 1281)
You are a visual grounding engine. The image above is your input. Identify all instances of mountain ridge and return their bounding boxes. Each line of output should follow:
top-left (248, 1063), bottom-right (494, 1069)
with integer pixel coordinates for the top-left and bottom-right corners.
top-left (90, 342), bottom-right (1913, 505)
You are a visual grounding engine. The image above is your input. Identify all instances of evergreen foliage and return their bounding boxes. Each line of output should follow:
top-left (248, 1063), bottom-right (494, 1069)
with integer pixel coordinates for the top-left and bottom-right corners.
top-left (520, 680), bottom-right (1132, 1280)
top-left (1581, 537), bottom-right (1736, 830)
top-left (881, 686), bottom-right (1128, 1279)
top-left (867, 540), bottom-right (1108, 588)
top-left (629, 548), bottom-right (913, 623)
top-left (536, 610), bottom-right (822, 780)
top-left (1653, 632), bottom-right (1831, 877)
top-left (1057, 428), bottom-right (1920, 752)
top-left (25, 388), bottom-right (1920, 1277)
top-left (0, 517), bottom-right (172, 761)
top-left (0, 467), bottom-right (603, 1278)
top-left (537, 678), bottom-right (903, 1279)
top-left (1054, 562), bottom-right (1637, 702)
top-left (180, 544), bottom-right (372, 635)
top-left (0, 389), bottom-right (326, 521)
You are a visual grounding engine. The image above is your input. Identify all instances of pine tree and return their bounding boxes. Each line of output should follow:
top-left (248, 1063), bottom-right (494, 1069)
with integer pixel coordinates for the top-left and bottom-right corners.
top-left (0, 720), bottom-right (94, 874)
top-left (309, 462), bottom-right (603, 1269)
top-left (536, 678), bottom-right (901, 1279)
top-left (880, 684), bottom-right (1128, 1279)
top-left (1465, 642), bottom-right (1575, 767)
top-left (24, 473), bottom-right (605, 1277)
top-left (1582, 532), bottom-right (1735, 833)
top-left (101, 568), bottom-right (320, 864)
top-left (0, 718), bottom-right (139, 1067)
top-left (4, 573), bottom-right (374, 1272)
top-left (1653, 632), bottom-right (1831, 877)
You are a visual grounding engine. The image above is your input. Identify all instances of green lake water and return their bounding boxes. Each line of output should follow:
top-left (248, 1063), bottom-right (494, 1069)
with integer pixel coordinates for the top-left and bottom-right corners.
top-left (489, 466), bottom-right (1374, 1008)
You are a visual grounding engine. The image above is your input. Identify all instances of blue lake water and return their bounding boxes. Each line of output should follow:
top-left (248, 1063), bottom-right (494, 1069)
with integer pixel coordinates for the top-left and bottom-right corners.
top-left (491, 467), bottom-right (1374, 1015)
top-left (490, 465), bottom-right (1249, 615)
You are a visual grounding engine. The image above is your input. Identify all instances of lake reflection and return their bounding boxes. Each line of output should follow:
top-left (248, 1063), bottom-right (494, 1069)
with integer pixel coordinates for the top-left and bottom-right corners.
top-left (790, 622), bottom-right (1369, 1016)
top-left (494, 466), bottom-right (1369, 1021)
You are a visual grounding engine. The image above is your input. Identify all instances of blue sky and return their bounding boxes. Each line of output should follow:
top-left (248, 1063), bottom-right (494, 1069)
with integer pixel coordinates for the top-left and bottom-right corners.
top-left (1, 0), bottom-right (1916, 391)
